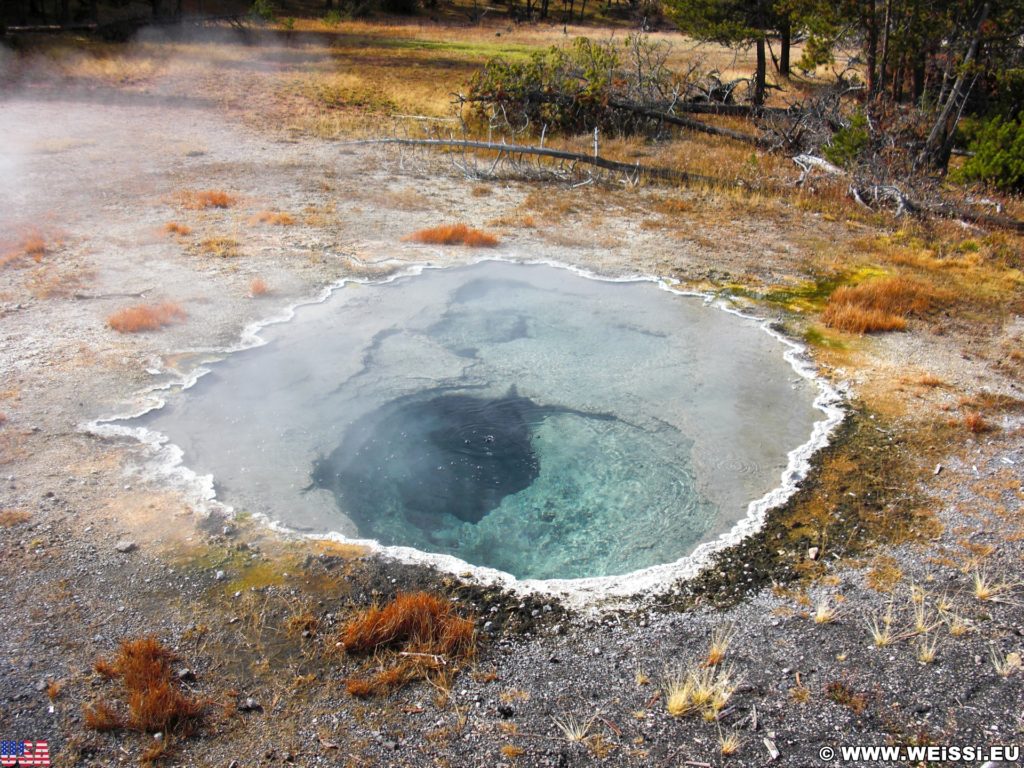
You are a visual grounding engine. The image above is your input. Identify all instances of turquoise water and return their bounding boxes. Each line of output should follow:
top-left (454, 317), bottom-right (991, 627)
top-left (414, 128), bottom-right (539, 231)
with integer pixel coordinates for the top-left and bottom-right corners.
top-left (136, 261), bottom-right (821, 580)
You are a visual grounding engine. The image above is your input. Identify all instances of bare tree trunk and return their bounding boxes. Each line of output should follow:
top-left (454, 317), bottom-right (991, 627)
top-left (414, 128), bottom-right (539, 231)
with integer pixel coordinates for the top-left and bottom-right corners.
top-left (877, 0), bottom-right (893, 98)
top-left (864, 0), bottom-right (879, 96)
top-left (919, 1), bottom-right (990, 170)
top-left (779, 16), bottom-right (791, 76)
top-left (912, 55), bottom-right (925, 104)
top-left (754, 35), bottom-right (766, 105)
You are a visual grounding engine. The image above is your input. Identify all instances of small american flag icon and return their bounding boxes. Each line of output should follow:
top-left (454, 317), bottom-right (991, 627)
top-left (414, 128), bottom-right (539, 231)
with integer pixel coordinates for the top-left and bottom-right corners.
top-left (0, 741), bottom-right (50, 767)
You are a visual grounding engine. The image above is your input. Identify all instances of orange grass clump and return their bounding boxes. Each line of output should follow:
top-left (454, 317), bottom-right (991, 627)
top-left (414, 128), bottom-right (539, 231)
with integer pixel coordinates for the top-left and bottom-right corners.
top-left (83, 700), bottom-right (123, 732)
top-left (163, 221), bottom-right (192, 236)
top-left (86, 637), bottom-right (203, 735)
top-left (180, 189), bottom-right (235, 210)
top-left (964, 411), bottom-right (992, 433)
top-left (22, 233), bottom-right (47, 261)
top-left (107, 302), bottom-right (186, 333)
top-left (249, 211), bottom-right (295, 226)
top-left (404, 223), bottom-right (499, 248)
top-left (0, 509), bottom-right (30, 527)
top-left (341, 592), bottom-right (476, 697)
top-left (249, 277), bottom-right (269, 297)
top-left (822, 277), bottom-right (936, 334)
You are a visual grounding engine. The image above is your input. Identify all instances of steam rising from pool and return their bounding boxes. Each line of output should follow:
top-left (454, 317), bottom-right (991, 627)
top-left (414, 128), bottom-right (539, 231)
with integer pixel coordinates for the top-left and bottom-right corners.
top-left (131, 261), bottom-right (826, 581)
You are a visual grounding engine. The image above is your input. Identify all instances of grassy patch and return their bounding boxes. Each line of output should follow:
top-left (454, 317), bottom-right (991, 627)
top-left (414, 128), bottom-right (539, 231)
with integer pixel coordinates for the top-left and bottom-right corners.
top-left (342, 591), bottom-right (476, 698)
top-left (200, 237), bottom-right (241, 258)
top-left (404, 223), bottom-right (499, 247)
top-left (107, 302), bottom-right (186, 333)
top-left (249, 210), bottom-right (295, 226)
top-left (179, 189), bottom-right (236, 210)
top-left (822, 276), bottom-right (940, 334)
top-left (86, 637), bottom-right (204, 735)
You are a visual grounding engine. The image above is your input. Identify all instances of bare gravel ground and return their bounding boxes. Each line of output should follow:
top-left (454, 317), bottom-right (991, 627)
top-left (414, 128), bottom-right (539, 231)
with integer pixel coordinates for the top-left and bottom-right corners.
top-left (1, 67), bottom-right (1023, 768)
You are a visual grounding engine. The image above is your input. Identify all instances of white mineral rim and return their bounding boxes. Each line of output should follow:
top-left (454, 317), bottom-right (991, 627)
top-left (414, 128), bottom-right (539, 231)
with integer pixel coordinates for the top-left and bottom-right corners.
top-left (83, 255), bottom-right (848, 609)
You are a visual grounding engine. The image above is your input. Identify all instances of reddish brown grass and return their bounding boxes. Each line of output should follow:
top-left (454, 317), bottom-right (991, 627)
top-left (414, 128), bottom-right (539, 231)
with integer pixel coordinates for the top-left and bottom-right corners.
top-left (964, 411), bottom-right (992, 434)
top-left (180, 189), bottom-right (235, 209)
top-left (107, 302), bottom-right (186, 333)
top-left (342, 591), bottom-right (475, 655)
top-left (404, 223), bottom-right (499, 248)
top-left (83, 700), bottom-right (123, 732)
top-left (249, 210), bottom-right (295, 226)
top-left (822, 277), bottom-right (937, 334)
top-left (248, 277), bottom-right (269, 297)
top-left (0, 509), bottom-right (30, 527)
top-left (88, 637), bottom-right (203, 735)
top-left (342, 592), bottom-right (476, 697)
top-left (163, 221), bottom-right (192, 236)
top-left (22, 233), bottom-right (47, 261)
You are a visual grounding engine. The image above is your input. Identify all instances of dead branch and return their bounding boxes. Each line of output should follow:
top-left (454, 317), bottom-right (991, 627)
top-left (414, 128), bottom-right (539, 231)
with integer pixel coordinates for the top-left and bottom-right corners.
top-left (605, 99), bottom-right (770, 148)
top-left (343, 137), bottom-right (722, 186)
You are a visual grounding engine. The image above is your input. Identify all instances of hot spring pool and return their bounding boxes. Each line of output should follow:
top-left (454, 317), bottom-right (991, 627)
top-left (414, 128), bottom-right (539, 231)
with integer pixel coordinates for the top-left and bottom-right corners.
top-left (129, 261), bottom-right (831, 582)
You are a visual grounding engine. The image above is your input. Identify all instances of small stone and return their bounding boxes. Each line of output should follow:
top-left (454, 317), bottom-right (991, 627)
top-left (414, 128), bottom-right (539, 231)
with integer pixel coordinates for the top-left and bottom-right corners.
top-left (238, 697), bottom-right (262, 712)
top-left (35, 679), bottom-right (47, 692)
top-left (215, 570), bottom-right (226, 581)
top-left (382, 739), bottom-right (398, 751)
top-left (176, 668), bottom-right (195, 682)
top-left (153, 732), bottom-right (163, 742)
top-left (807, 547), bottom-right (819, 561)
top-left (114, 539), bottom-right (137, 553)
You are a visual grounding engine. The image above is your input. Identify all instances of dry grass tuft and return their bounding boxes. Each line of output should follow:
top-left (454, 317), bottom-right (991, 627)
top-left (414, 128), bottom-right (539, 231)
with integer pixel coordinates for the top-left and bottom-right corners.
top-left (83, 700), bottom-right (123, 732)
top-left (963, 411), bottom-right (992, 434)
top-left (249, 211), bottom-right (295, 226)
top-left (107, 302), bottom-right (186, 333)
top-left (825, 680), bottom-right (867, 714)
top-left (705, 625), bottom-right (734, 667)
top-left (199, 237), bottom-right (240, 258)
top-left (404, 223), bottom-right (499, 248)
top-left (0, 509), bottom-right (31, 527)
top-left (813, 598), bottom-right (837, 624)
top-left (341, 592), bottom-right (476, 697)
top-left (87, 637), bottom-right (203, 735)
top-left (822, 277), bottom-right (937, 334)
top-left (22, 232), bottom-right (47, 261)
top-left (163, 222), bottom-right (192, 236)
top-left (664, 664), bottom-right (738, 719)
top-left (180, 189), bottom-right (235, 210)
top-left (248, 277), bottom-right (269, 297)
top-left (342, 591), bottom-right (475, 655)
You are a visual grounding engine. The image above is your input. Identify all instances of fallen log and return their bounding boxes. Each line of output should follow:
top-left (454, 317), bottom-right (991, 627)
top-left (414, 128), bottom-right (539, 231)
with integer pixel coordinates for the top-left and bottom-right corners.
top-left (339, 137), bottom-right (722, 186)
top-left (606, 99), bottom-right (770, 148)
